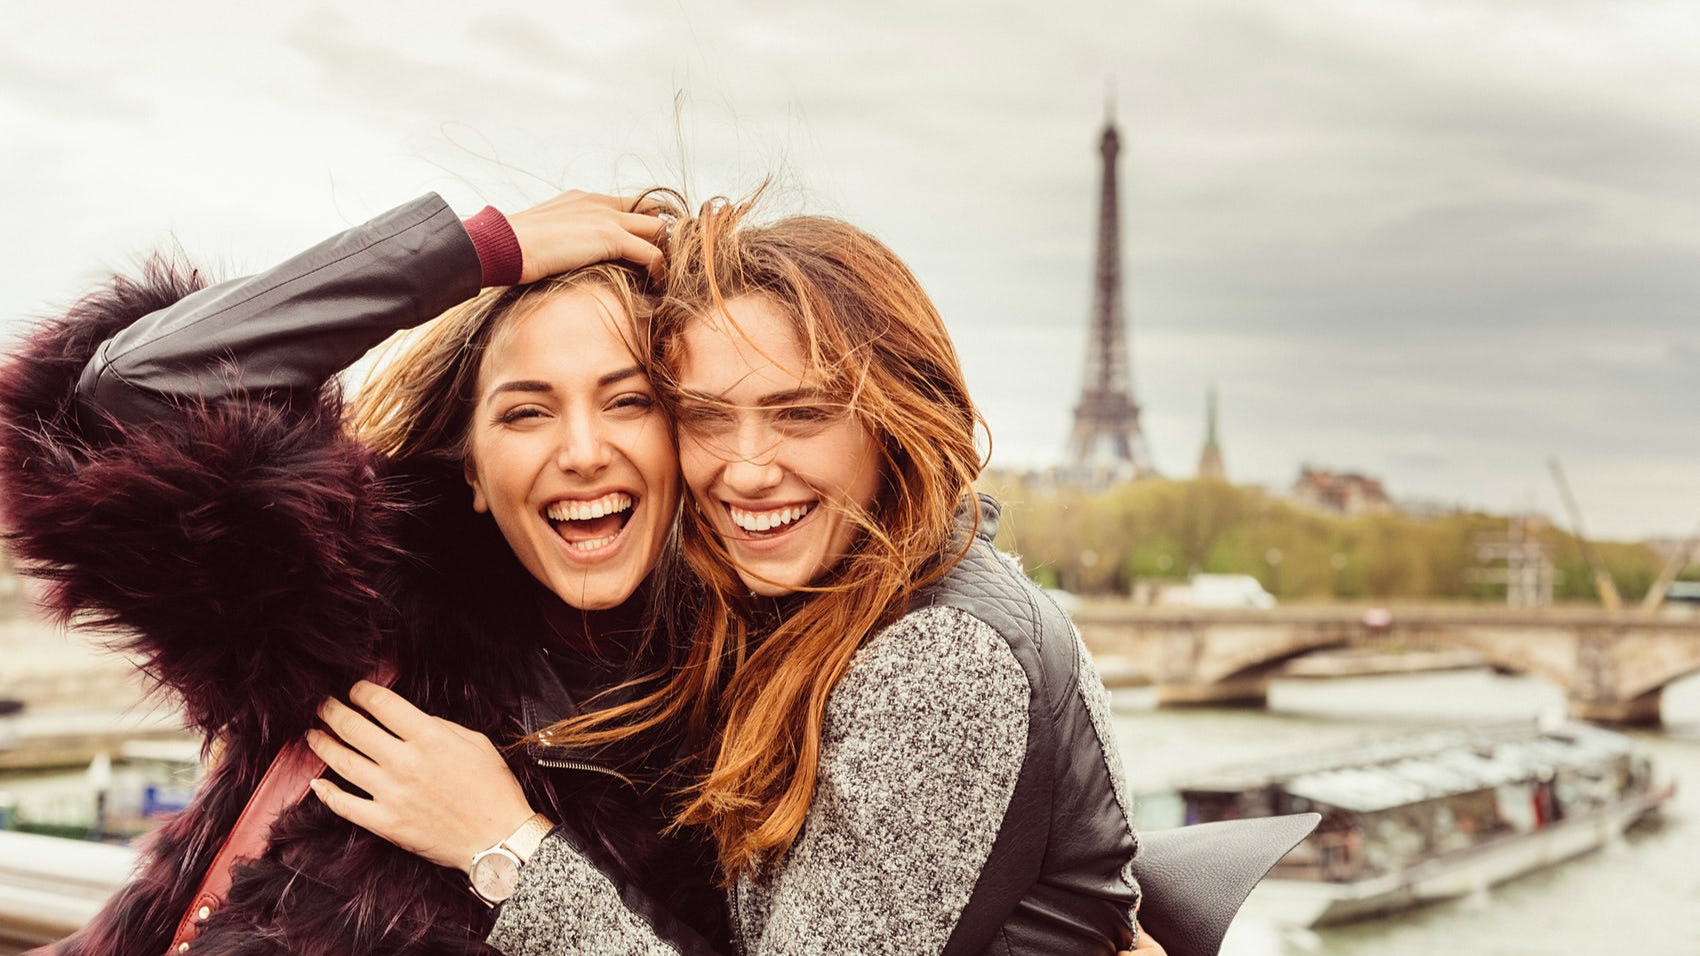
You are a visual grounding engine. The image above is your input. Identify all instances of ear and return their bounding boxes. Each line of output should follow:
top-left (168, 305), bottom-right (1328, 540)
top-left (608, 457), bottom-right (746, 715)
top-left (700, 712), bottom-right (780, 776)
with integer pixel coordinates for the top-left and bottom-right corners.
top-left (465, 459), bottom-right (489, 514)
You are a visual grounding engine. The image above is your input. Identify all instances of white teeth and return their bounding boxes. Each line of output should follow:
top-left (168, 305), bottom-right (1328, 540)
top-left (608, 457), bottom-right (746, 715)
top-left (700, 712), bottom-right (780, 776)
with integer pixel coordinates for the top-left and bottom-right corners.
top-left (570, 534), bottom-right (618, 551)
top-left (729, 503), bottom-right (813, 533)
top-left (545, 492), bottom-right (633, 522)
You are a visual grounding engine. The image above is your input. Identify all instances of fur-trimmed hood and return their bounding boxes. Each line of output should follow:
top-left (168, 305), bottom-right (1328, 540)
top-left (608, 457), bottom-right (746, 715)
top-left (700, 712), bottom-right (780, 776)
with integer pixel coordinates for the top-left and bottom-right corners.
top-left (0, 257), bottom-right (402, 743)
top-left (0, 258), bottom-right (727, 956)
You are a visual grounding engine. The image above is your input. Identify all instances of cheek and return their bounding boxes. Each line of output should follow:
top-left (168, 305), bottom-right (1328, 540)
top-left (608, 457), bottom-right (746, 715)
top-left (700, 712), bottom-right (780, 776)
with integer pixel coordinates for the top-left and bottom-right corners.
top-left (627, 421), bottom-right (680, 483)
top-left (677, 435), bottom-right (719, 495)
top-left (824, 427), bottom-right (884, 507)
top-left (468, 431), bottom-right (526, 495)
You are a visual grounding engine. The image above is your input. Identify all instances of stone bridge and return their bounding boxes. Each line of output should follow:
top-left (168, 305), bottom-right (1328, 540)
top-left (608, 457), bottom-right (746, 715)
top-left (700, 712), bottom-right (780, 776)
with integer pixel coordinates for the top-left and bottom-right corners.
top-left (1071, 604), bottom-right (1700, 725)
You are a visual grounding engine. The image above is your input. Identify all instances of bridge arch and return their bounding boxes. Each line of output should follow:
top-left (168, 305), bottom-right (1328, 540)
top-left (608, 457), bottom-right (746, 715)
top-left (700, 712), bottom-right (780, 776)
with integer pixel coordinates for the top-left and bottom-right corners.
top-left (1076, 606), bottom-right (1700, 724)
top-left (1407, 626), bottom-right (1577, 693)
top-left (1193, 630), bottom-right (1351, 687)
top-left (1619, 656), bottom-right (1700, 704)
top-left (1188, 624), bottom-right (1579, 693)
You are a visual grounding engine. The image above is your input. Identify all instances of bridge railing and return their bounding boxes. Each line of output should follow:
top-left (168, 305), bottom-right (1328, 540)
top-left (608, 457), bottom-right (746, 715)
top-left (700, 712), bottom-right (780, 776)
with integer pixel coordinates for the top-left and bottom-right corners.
top-left (0, 831), bottom-right (134, 949)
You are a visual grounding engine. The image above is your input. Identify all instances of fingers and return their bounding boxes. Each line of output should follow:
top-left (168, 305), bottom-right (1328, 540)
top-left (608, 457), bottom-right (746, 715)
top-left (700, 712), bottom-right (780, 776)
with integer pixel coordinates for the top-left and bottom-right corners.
top-left (616, 211), bottom-right (668, 243)
top-left (308, 776), bottom-right (387, 837)
top-left (544, 190), bottom-right (666, 217)
top-left (317, 696), bottom-right (403, 765)
top-left (615, 234), bottom-right (665, 276)
top-left (582, 191), bottom-right (668, 217)
top-left (348, 680), bottom-right (436, 742)
top-left (305, 727), bottom-right (384, 794)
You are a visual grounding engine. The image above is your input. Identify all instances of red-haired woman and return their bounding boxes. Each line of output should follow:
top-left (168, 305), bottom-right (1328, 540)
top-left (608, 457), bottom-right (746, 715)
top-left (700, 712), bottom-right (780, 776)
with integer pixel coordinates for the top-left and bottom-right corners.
top-left (311, 198), bottom-right (1151, 956)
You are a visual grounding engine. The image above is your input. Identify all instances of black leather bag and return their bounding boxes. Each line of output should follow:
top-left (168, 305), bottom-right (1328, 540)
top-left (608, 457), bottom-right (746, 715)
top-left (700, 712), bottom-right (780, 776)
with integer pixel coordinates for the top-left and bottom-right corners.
top-left (1128, 813), bottom-right (1320, 956)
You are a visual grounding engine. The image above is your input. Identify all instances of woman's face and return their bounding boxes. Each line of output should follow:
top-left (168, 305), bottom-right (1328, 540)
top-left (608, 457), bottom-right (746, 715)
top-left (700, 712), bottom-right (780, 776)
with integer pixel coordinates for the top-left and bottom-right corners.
top-left (466, 286), bottom-right (678, 610)
top-left (675, 294), bottom-right (883, 596)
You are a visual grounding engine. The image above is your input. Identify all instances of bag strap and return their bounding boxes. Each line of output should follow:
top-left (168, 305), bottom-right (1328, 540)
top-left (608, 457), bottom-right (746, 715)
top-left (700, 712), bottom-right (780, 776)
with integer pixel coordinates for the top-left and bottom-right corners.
top-left (164, 739), bottom-right (326, 954)
top-left (164, 664), bottom-right (395, 955)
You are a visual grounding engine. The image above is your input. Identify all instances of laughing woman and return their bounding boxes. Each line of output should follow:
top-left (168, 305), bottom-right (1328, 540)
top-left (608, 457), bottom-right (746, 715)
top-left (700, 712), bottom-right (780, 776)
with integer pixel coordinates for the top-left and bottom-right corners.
top-left (0, 191), bottom-right (731, 955)
top-left (310, 196), bottom-right (1147, 955)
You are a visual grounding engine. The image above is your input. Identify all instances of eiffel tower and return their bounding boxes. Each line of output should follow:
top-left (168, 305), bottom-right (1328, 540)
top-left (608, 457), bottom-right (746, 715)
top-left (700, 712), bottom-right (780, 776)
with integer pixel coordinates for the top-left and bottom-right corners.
top-left (1066, 113), bottom-right (1153, 480)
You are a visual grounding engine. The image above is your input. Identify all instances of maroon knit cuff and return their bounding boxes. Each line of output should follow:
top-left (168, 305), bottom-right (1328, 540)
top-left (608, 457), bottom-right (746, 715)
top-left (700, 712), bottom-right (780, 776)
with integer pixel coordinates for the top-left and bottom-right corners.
top-left (463, 206), bottom-right (524, 287)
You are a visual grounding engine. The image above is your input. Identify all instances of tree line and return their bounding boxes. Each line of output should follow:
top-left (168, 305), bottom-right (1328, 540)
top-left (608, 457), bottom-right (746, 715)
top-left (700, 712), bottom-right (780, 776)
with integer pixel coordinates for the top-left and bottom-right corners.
top-left (984, 473), bottom-right (1690, 604)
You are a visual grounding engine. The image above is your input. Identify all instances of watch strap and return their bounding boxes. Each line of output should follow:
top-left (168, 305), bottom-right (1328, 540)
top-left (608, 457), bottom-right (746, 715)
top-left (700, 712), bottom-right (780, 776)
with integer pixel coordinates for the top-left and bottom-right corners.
top-left (501, 812), bottom-right (556, 864)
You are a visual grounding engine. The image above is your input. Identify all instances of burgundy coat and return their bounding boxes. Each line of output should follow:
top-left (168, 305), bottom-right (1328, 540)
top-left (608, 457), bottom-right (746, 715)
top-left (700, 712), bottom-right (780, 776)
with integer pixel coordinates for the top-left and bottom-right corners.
top-left (0, 198), bottom-right (726, 956)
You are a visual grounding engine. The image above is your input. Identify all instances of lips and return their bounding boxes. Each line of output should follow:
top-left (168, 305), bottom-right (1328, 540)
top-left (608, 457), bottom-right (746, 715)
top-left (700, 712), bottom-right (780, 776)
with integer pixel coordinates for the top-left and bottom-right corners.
top-left (545, 492), bottom-right (634, 552)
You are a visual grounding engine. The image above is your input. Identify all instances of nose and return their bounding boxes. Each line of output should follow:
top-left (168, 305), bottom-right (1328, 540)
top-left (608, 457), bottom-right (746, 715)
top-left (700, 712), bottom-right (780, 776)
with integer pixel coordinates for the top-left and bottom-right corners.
top-left (554, 408), bottom-right (613, 476)
top-left (719, 419), bottom-right (783, 496)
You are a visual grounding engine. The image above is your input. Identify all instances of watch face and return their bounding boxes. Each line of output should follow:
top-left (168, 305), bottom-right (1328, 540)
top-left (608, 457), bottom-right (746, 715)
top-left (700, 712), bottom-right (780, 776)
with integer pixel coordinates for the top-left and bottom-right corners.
top-left (471, 849), bottom-right (522, 903)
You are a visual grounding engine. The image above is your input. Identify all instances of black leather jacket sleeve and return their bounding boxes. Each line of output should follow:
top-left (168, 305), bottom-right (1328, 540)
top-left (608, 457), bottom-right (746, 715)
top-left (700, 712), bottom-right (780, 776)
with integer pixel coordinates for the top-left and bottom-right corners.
top-left (75, 193), bottom-right (481, 424)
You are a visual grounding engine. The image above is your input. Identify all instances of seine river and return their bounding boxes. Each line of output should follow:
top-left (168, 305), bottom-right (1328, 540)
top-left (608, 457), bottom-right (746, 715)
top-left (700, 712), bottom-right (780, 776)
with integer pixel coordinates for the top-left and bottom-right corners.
top-left (1107, 670), bottom-right (1700, 956)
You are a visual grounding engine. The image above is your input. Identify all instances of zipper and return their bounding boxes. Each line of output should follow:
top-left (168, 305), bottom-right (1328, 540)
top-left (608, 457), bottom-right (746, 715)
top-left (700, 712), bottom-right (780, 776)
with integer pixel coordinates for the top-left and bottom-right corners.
top-left (532, 755), bottom-right (637, 789)
top-left (731, 883), bottom-right (747, 956)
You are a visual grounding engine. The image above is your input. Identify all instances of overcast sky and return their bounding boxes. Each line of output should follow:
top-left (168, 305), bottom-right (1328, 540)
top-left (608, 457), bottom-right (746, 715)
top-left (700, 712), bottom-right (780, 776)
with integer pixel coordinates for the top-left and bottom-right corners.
top-left (3, 0), bottom-right (1697, 539)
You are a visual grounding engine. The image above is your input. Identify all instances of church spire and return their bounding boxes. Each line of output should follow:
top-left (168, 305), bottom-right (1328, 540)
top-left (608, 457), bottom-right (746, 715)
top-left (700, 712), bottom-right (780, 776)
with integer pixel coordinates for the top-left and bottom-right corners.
top-left (1197, 385), bottom-right (1226, 481)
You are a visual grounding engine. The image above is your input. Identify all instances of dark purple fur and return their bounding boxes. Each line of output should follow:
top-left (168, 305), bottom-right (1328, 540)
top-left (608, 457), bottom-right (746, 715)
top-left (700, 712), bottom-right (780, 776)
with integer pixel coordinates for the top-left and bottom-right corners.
top-left (0, 259), bottom-right (393, 743)
top-left (0, 261), bottom-right (723, 956)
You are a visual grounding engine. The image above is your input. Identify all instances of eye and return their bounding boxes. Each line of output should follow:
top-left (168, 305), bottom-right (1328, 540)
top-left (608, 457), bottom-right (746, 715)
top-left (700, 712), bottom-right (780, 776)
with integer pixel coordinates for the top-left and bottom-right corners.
top-left (494, 405), bottom-right (548, 425)
top-left (774, 404), bottom-right (833, 427)
top-left (677, 404), bottom-right (734, 432)
top-left (608, 392), bottom-right (656, 414)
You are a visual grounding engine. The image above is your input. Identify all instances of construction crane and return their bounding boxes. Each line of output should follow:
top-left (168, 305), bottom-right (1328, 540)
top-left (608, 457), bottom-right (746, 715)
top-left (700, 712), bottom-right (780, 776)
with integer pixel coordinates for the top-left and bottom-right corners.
top-left (1547, 458), bottom-right (1622, 610)
top-left (1642, 523), bottom-right (1700, 612)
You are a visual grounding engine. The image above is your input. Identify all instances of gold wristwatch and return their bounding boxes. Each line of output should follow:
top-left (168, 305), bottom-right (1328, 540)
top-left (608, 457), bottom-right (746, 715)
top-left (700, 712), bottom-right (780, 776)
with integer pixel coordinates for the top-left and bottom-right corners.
top-left (468, 812), bottom-right (556, 906)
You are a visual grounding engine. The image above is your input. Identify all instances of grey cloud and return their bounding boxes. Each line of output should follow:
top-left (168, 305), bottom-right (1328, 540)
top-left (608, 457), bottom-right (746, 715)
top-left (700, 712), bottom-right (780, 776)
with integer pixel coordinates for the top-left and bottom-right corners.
top-left (0, 52), bottom-right (151, 121)
top-left (1, 0), bottom-right (1694, 536)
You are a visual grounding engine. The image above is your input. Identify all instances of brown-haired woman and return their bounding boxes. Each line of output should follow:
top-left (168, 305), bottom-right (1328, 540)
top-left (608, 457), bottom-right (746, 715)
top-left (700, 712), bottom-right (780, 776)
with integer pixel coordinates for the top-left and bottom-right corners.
top-left (313, 196), bottom-right (1150, 956)
top-left (0, 191), bottom-right (733, 955)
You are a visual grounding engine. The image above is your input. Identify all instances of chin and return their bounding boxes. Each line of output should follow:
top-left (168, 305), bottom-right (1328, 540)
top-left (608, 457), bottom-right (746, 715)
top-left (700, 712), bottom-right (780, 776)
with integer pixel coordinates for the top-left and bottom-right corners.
top-left (734, 564), bottom-right (811, 598)
top-left (743, 578), bottom-right (793, 598)
top-left (546, 571), bottom-right (641, 611)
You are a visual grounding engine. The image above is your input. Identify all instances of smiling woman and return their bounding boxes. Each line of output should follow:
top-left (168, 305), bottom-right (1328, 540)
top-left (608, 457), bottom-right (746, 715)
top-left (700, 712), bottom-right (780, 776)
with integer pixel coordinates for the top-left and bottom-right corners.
top-left (462, 285), bottom-right (679, 610)
top-left (0, 189), bottom-right (735, 955)
top-left (673, 293), bottom-right (883, 595)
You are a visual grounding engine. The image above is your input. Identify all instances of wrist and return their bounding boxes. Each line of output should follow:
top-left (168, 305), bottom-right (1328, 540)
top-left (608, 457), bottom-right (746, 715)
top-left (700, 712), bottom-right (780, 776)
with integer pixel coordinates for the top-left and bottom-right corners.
top-left (463, 206), bottom-right (524, 287)
top-left (467, 812), bottom-right (556, 906)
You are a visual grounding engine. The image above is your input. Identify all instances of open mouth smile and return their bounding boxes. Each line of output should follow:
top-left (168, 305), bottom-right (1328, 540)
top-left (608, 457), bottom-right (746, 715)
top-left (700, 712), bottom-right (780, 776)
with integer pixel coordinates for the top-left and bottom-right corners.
top-left (545, 492), bottom-right (635, 552)
top-left (726, 502), bottom-right (815, 539)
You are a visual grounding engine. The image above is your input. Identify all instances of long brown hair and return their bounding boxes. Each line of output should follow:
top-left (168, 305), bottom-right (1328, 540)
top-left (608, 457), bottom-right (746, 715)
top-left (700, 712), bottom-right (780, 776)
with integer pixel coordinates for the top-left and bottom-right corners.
top-left (347, 264), bottom-right (705, 671)
top-left (545, 195), bottom-right (989, 878)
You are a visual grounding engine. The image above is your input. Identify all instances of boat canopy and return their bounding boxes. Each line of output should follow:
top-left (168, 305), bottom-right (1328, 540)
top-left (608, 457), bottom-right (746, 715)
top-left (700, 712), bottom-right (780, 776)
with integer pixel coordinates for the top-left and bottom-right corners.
top-left (1194, 723), bottom-right (1638, 814)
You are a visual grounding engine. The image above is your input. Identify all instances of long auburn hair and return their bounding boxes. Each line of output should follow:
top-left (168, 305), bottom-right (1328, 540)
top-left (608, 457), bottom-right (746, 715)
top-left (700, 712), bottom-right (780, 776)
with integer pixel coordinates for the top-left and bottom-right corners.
top-left (541, 196), bottom-right (989, 878)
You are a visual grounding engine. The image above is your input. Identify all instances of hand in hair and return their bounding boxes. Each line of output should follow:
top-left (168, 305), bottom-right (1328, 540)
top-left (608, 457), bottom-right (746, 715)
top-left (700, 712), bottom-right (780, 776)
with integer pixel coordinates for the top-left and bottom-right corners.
top-left (306, 681), bottom-right (535, 871)
top-left (508, 190), bottom-right (669, 283)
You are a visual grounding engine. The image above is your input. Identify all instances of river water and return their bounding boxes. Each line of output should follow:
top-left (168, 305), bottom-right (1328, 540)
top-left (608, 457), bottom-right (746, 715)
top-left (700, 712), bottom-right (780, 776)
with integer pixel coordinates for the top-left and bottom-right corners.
top-left (1106, 670), bottom-right (1700, 956)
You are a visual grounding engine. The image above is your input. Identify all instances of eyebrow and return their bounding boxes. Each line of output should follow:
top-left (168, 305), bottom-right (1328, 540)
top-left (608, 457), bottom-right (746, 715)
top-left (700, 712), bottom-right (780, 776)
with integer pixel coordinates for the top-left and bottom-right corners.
top-left (485, 366), bottom-right (646, 403)
top-left (676, 386), bottom-right (825, 408)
